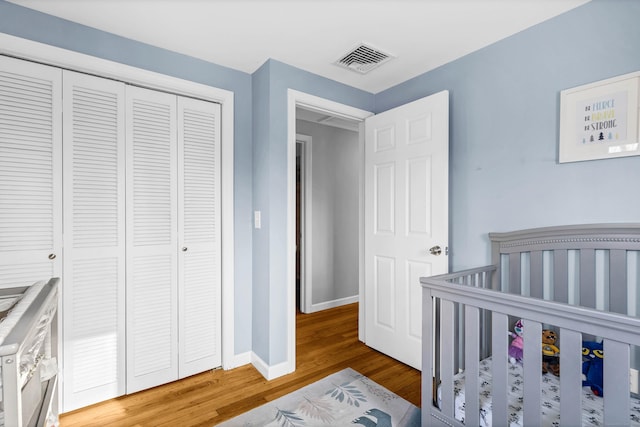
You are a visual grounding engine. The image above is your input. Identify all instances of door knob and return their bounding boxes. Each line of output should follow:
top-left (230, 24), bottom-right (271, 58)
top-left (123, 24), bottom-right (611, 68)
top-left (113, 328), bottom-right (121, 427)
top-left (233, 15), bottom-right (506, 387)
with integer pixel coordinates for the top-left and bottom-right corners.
top-left (429, 245), bottom-right (442, 256)
top-left (48, 253), bottom-right (56, 260)
top-left (182, 247), bottom-right (188, 252)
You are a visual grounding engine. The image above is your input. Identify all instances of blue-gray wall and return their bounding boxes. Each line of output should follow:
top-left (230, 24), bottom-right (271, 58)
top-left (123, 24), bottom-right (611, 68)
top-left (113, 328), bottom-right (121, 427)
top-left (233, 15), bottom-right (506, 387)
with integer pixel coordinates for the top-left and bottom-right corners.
top-left (377, 0), bottom-right (640, 270)
top-left (2, 0), bottom-right (640, 369)
top-left (251, 60), bottom-right (373, 364)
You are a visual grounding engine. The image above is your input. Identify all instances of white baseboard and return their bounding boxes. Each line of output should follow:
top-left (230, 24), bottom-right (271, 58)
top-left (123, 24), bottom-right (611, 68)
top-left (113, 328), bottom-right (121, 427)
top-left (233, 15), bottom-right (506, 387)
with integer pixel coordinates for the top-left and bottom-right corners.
top-left (306, 295), bottom-right (359, 313)
top-left (225, 351), bottom-right (295, 381)
top-left (251, 352), bottom-right (295, 381)
top-left (224, 351), bottom-right (252, 370)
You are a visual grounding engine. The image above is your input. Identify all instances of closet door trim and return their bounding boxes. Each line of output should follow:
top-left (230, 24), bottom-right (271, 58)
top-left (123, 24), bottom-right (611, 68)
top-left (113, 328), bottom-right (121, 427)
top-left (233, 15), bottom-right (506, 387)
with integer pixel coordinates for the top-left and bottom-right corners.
top-left (0, 33), bottom-right (236, 369)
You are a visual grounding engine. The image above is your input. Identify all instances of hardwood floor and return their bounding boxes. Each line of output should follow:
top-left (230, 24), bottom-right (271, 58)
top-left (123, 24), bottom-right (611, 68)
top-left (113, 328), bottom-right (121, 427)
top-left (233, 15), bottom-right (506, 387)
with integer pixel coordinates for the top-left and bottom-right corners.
top-left (59, 303), bottom-right (421, 427)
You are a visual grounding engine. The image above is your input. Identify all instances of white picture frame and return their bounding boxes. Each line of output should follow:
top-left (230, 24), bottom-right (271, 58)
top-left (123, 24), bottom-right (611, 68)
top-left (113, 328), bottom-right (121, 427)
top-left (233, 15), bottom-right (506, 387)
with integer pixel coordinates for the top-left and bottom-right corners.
top-left (559, 71), bottom-right (640, 163)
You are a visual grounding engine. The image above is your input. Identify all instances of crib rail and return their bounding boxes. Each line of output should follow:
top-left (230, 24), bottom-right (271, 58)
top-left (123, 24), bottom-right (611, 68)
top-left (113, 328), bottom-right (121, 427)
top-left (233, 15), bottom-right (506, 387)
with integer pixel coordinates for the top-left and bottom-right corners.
top-left (421, 277), bottom-right (640, 427)
top-left (427, 266), bottom-right (496, 376)
top-left (423, 265), bottom-right (496, 288)
top-left (490, 223), bottom-right (640, 315)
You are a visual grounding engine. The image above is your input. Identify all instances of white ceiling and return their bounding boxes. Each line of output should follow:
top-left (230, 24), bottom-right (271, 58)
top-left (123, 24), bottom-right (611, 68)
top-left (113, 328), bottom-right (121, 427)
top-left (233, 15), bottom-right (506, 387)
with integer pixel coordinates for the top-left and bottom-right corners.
top-left (7, 0), bottom-right (590, 93)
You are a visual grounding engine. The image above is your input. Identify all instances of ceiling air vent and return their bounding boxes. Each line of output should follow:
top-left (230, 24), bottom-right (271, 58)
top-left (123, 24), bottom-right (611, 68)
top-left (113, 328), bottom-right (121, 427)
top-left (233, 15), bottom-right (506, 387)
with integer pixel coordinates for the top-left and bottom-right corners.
top-left (335, 43), bottom-right (394, 74)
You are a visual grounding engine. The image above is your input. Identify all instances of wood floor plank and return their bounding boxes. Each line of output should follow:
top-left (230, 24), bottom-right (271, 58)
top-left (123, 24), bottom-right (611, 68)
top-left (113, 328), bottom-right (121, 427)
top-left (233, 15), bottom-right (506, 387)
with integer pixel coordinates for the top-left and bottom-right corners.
top-left (59, 303), bottom-right (421, 426)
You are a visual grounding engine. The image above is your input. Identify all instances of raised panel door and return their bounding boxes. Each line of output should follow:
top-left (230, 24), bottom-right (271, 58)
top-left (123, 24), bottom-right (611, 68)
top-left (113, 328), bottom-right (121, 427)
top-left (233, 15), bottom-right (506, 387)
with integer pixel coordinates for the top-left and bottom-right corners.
top-left (364, 91), bottom-right (449, 370)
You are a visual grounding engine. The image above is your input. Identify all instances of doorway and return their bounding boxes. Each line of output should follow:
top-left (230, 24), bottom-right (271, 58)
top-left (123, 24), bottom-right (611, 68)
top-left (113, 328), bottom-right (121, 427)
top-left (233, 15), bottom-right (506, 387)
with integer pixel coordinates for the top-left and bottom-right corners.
top-left (286, 90), bottom-right (373, 373)
top-left (286, 89), bottom-right (449, 375)
top-left (295, 112), bottom-right (361, 314)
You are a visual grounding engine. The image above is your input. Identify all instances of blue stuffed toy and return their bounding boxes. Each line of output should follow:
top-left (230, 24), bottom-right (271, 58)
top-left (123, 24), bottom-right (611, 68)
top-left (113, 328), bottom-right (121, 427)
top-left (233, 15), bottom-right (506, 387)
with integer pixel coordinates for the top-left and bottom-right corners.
top-left (582, 341), bottom-right (604, 396)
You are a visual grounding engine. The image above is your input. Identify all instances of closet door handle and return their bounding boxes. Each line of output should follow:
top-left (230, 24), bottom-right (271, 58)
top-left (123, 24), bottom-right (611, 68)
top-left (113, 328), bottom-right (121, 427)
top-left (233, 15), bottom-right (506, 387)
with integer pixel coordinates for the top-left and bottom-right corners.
top-left (48, 253), bottom-right (56, 260)
top-left (182, 247), bottom-right (188, 252)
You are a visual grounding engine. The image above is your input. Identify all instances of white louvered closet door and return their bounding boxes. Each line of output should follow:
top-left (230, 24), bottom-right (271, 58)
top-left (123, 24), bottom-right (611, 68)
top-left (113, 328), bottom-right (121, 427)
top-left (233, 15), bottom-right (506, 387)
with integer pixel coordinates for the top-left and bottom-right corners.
top-left (62, 70), bottom-right (126, 411)
top-left (177, 97), bottom-right (222, 377)
top-left (0, 56), bottom-right (62, 288)
top-left (125, 86), bottom-right (178, 393)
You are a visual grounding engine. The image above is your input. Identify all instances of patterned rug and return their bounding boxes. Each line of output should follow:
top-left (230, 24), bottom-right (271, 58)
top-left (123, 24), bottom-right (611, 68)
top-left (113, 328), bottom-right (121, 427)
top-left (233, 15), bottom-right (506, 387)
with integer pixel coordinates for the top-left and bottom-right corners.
top-left (216, 368), bottom-right (421, 426)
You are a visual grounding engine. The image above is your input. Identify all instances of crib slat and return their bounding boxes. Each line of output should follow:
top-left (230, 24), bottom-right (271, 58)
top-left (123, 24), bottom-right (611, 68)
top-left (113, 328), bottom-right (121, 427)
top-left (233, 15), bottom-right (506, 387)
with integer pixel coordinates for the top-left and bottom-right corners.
top-left (530, 250), bottom-right (543, 299)
top-left (492, 312), bottom-right (509, 426)
top-left (580, 248), bottom-right (597, 308)
top-left (480, 307), bottom-right (491, 360)
top-left (456, 304), bottom-right (464, 372)
top-left (609, 249), bottom-right (627, 314)
top-left (560, 329), bottom-right (582, 425)
top-left (464, 305), bottom-right (480, 427)
top-left (630, 251), bottom-right (640, 316)
top-left (523, 319), bottom-right (542, 426)
top-left (603, 339), bottom-right (630, 425)
top-left (440, 299), bottom-right (455, 418)
top-left (553, 249), bottom-right (569, 303)
top-left (509, 252), bottom-right (520, 294)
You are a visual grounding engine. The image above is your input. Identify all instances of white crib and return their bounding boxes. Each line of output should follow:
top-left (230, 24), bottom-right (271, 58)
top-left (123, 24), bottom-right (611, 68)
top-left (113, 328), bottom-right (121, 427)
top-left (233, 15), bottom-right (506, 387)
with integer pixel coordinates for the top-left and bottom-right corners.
top-left (0, 278), bottom-right (59, 427)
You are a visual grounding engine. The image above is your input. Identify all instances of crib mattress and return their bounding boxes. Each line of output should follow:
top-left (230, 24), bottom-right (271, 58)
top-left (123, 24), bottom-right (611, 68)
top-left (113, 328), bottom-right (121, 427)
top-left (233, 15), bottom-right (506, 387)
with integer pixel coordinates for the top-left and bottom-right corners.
top-left (445, 357), bottom-right (640, 426)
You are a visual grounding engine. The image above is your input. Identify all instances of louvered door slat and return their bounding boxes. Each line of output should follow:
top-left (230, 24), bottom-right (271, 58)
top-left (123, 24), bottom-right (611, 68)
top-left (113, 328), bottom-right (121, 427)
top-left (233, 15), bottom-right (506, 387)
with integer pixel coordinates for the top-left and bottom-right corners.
top-left (178, 97), bottom-right (221, 377)
top-left (62, 70), bottom-right (126, 412)
top-left (126, 85), bottom-right (178, 393)
top-left (68, 258), bottom-right (121, 392)
top-left (0, 262), bottom-right (52, 285)
top-left (0, 56), bottom-right (61, 287)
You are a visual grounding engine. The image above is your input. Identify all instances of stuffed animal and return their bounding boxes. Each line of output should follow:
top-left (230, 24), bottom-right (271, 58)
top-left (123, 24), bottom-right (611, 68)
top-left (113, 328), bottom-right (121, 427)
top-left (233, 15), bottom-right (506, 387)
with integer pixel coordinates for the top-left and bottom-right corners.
top-left (541, 329), bottom-right (560, 376)
top-left (582, 341), bottom-right (604, 396)
top-left (508, 319), bottom-right (524, 364)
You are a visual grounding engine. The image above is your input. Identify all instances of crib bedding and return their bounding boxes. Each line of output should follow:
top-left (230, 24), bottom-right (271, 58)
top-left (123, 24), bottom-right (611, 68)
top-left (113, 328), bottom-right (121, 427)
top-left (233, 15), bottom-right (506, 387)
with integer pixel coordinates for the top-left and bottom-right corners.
top-left (446, 356), bottom-right (640, 427)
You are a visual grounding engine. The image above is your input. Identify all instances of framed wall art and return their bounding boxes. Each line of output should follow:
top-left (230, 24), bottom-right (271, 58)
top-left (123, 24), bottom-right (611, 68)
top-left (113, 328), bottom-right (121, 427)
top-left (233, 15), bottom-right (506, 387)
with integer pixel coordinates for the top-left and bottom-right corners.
top-left (559, 71), bottom-right (640, 163)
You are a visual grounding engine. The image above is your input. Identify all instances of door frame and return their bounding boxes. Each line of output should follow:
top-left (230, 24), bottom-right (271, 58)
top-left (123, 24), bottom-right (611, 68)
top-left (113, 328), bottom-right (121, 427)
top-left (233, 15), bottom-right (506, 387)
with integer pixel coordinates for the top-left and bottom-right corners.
top-left (0, 34), bottom-right (237, 369)
top-left (296, 134), bottom-right (311, 313)
top-left (287, 90), bottom-right (373, 366)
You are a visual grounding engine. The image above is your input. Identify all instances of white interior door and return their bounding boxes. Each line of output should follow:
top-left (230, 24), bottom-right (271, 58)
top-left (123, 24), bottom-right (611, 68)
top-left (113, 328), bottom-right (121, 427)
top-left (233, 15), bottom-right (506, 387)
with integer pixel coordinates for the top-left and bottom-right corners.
top-left (364, 90), bottom-right (449, 370)
top-left (126, 86), bottom-right (178, 393)
top-left (177, 96), bottom-right (222, 377)
top-left (63, 70), bottom-right (126, 410)
top-left (0, 56), bottom-right (62, 287)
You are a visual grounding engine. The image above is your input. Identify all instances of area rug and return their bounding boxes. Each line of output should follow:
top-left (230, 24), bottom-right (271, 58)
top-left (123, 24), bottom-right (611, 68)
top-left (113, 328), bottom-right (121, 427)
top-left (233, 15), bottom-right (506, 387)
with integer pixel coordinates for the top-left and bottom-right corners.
top-left (216, 368), bottom-right (420, 426)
